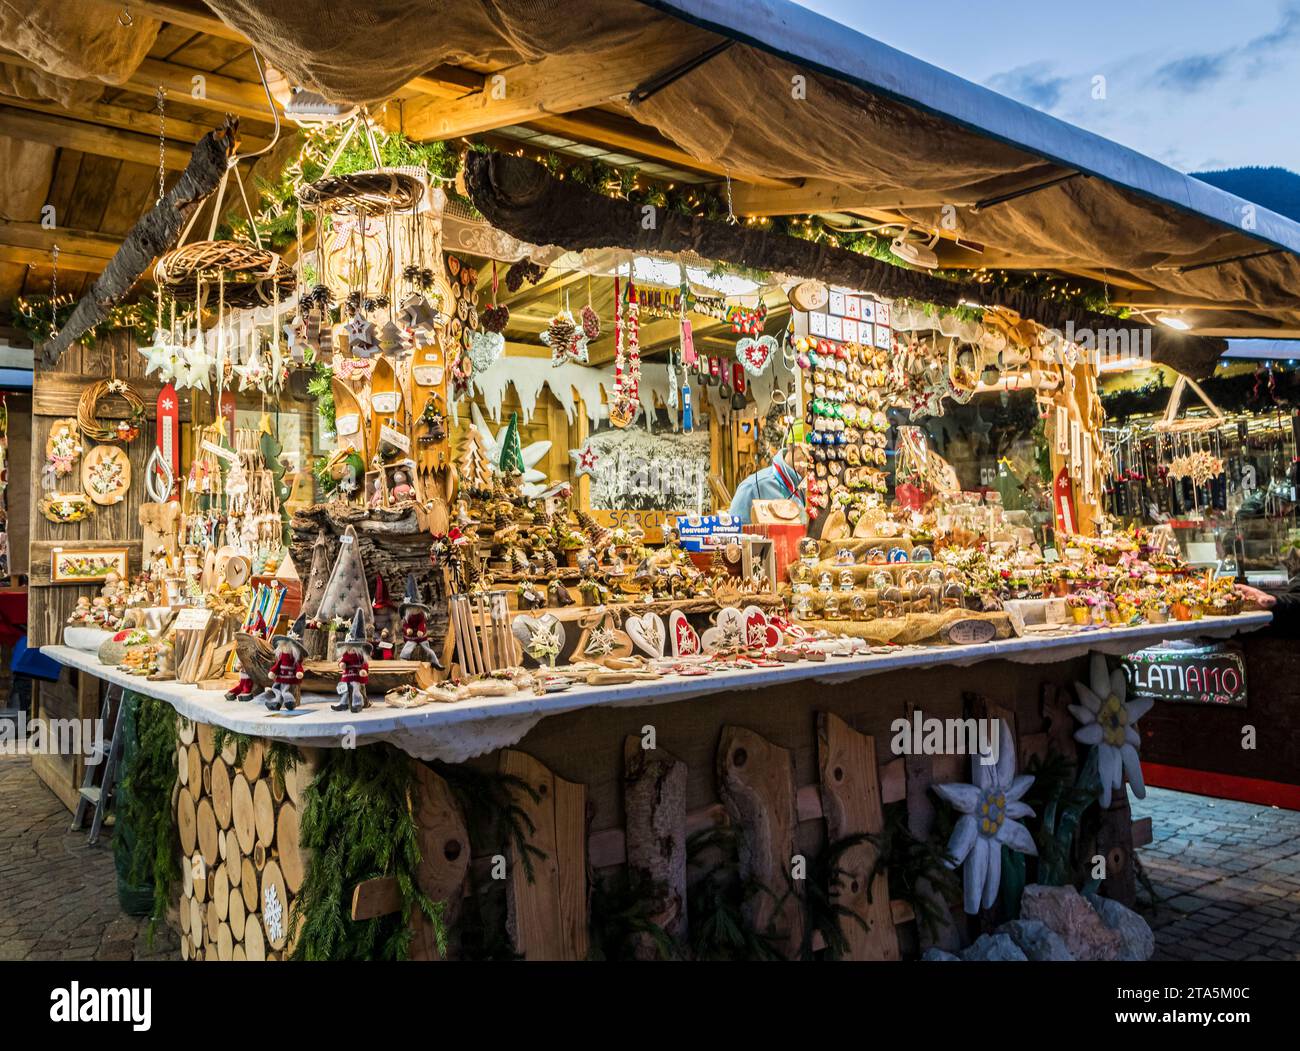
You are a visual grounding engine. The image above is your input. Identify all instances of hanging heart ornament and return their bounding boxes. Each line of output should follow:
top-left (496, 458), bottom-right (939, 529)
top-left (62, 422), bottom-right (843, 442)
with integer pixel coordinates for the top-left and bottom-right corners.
top-left (736, 335), bottom-right (778, 377)
top-left (467, 330), bottom-right (505, 372)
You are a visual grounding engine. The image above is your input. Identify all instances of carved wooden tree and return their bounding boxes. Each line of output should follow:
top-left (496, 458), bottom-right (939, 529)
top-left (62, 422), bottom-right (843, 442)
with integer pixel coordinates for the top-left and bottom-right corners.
top-left (456, 425), bottom-right (494, 495)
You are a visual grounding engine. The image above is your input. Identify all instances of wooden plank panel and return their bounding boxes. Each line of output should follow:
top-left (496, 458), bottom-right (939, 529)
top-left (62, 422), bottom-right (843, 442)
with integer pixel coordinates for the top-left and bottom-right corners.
top-left (716, 725), bottom-right (803, 958)
top-left (500, 749), bottom-right (588, 960)
top-left (409, 761), bottom-right (470, 960)
top-left (816, 712), bottom-right (899, 960)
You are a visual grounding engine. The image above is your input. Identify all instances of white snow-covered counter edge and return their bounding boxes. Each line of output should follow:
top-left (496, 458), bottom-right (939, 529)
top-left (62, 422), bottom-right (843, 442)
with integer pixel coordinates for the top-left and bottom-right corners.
top-left (41, 612), bottom-right (1271, 763)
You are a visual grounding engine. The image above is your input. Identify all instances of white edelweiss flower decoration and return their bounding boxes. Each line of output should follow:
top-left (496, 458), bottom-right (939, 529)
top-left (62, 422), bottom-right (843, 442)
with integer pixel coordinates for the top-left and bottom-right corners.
top-left (933, 719), bottom-right (1037, 915)
top-left (1071, 651), bottom-right (1152, 809)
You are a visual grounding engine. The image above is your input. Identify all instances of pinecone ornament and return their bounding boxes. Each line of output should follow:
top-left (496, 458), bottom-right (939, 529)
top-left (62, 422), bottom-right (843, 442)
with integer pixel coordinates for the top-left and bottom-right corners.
top-left (581, 305), bottom-right (601, 341)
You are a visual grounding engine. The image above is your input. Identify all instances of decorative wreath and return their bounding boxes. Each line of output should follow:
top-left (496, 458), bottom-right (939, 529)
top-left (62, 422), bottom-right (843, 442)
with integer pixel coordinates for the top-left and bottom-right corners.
top-left (153, 240), bottom-right (296, 308)
top-left (78, 379), bottom-right (145, 443)
top-left (296, 169), bottom-right (426, 217)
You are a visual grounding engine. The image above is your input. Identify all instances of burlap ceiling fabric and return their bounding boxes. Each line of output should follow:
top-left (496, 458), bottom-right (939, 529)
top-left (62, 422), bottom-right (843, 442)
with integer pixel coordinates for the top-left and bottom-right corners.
top-left (203, 0), bottom-right (640, 103)
top-left (1, 0), bottom-right (1295, 351)
top-left (0, 2), bottom-right (159, 87)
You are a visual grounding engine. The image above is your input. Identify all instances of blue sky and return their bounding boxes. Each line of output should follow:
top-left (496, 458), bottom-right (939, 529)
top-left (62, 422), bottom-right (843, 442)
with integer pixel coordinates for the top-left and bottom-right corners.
top-left (792, 0), bottom-right (1300, 172)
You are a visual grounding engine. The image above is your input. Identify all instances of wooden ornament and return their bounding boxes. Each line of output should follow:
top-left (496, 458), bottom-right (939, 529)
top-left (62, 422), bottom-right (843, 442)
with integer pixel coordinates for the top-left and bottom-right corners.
top-left (624, 611), bottom-right (666, 658)
top-left (573, 609), bottom-right (634, 666)
top-left (81, 444), bottom-right (131, 506)
top-left (668, 610), bottom-right (701, 658)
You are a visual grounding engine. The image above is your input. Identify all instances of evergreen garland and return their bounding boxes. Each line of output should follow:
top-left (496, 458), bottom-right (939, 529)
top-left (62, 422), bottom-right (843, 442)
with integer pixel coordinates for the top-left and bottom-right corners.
top-left (587, 869), bottom-right (681, 960)
top-left (685, 827), bottom-right (785, 961)
top-left (862, 802), bottom-right (963, 945)
top-left (114, 694), bottom-right (180, 940)
top-left (290, 745), bottom-right (445, 960)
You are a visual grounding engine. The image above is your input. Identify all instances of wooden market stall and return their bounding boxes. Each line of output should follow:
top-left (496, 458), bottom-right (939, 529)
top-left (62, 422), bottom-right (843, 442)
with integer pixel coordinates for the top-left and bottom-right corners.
top-left (4, 0), bottom-right (1300, 964)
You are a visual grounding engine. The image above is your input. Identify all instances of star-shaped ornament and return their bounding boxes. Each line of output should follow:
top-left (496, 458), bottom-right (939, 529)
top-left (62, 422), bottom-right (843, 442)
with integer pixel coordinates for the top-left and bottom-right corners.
top-left (344, 314), bottom-right (379, 357)
top-left (235, 351), bottom-right (268, 392)
top-left (399, 292), bottom-right (446, 331)
top-left (570, 442), bottom-right (601, 478)
top-left (139, 329), bottom-right (175, 380)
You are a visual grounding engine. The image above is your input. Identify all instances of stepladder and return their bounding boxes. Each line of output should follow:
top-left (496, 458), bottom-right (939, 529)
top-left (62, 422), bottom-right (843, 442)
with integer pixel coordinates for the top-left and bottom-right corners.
top-left (71, 683), bottom-right (125, 845)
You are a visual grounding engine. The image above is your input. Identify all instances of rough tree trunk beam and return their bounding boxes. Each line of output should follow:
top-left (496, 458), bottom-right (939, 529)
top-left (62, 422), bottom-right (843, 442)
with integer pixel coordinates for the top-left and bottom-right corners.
top-left (39, 118), bottom-right (240, 369)
top-left (463, 151), bottom-right (1227, 379)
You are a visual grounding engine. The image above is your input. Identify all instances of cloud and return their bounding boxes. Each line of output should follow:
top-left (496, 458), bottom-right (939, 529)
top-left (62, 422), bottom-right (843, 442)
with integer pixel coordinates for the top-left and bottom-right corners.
top-left (985, 61), bottom-right (1068, 110)
top-left (1149, 0), bottom-right (1300, 91)
top-left (1152, 52), bottom-right (1231, 90)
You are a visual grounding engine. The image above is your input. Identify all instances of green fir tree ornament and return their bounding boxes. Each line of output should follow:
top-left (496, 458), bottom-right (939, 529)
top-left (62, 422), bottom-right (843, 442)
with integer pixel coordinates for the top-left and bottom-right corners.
top-left (498, 411), bottom-right (525, 475)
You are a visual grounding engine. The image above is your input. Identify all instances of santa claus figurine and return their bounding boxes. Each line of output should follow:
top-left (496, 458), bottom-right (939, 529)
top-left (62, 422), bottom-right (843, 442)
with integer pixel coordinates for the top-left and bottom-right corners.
top-left (332, 608), bottom-right (371, 713)
top-left (262, 614), bottom-right (307, 711)
top-left (398, 573), bottom-right (443, 669)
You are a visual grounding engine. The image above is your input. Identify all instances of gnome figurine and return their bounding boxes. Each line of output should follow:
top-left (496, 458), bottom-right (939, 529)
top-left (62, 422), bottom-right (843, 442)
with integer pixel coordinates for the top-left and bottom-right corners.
top-left (263, 614), bottom-right (307, 711)
top-left (225, 660), bottom-right (258, 703)
top-left (332, 608), bottom-right (371, 713)
top-left (398, 573), bottom-right (443, 669)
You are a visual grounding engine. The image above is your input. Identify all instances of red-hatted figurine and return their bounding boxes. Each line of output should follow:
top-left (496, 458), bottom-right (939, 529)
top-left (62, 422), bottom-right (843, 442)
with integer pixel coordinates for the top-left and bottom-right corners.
top-left (262, 613), bottom-right (307, 711)
top-left (332, 608), bottom-right (371, 713)
top-left (398, 573), bottom-right (442, 669)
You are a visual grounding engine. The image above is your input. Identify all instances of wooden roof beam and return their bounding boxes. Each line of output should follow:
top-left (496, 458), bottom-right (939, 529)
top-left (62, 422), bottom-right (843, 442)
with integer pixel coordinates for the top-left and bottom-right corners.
top-left (0, 50), bottom-right (275, 122)
top-left (400, 22), bottom-right (722, 141)
top-left (529, 109), bottom-right (795, 189)
top-left (0, 93), bottom-right (268, 152)
top-left (0, 106), bottom-right (192, 169)
top-left (0, 219), bottom-right (121, 273)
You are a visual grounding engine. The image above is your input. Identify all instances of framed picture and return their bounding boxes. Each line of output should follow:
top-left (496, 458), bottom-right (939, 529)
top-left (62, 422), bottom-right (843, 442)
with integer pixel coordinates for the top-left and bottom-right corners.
top-left (50, 546), bottom-right (130, 585)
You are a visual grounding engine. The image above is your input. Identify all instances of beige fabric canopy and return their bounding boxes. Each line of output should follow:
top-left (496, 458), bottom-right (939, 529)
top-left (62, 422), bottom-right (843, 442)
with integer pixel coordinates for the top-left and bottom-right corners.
top-left (2, 0), bottom-right (1296, 370)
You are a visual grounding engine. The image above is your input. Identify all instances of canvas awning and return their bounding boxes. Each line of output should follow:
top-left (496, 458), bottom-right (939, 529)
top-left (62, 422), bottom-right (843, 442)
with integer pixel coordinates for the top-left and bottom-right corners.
top-left (3, 0), bottom-right (1297, 376)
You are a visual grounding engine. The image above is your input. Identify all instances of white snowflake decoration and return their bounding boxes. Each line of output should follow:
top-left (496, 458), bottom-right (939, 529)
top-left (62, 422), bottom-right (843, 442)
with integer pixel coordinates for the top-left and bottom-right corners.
top-left (934, 719), bottom-right (1037, 914)
top-left (263, 883), bottom-right (284, 944)
top-left (1070, 651), bottom-right (1152, 808)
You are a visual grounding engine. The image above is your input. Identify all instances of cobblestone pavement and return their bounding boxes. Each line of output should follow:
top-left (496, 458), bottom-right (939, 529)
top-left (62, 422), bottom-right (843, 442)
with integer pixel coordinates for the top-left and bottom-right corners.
top-left (4, 753), bottom-right (1300, 962)
top-left (0, 755), bottom-right (177, 961)
top-left (1134, 786), bottom-right (1300, 961)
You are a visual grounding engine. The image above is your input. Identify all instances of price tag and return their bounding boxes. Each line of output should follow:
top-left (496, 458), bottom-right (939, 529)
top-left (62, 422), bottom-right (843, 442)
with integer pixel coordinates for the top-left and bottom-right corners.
top-left (379, 425), bottom-right (411, 453)
top-left (173, 607), bottom-right (212, 631)
top-left (200, 440), bottom-right (238, 464)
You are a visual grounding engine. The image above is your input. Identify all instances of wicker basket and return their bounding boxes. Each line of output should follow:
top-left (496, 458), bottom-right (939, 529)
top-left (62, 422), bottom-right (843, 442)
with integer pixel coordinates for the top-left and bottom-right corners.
top-left (297, 167), bottom-right (427, 217)
top-left (154, 239), bottom-right (296, 308)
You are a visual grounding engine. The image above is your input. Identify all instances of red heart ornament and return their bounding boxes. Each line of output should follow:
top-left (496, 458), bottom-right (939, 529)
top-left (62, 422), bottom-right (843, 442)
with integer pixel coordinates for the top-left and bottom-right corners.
top-left (743, 607), bottom-right (779, 650)
top-left (669, 610), bottom-right (701, 658)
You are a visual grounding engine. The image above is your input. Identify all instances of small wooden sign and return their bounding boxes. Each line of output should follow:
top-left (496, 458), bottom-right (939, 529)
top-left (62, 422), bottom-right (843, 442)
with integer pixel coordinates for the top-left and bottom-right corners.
top-left (1122, 641), bottom-right (1247, 707)
top-left (942, 618), bottom-right (997, 645)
